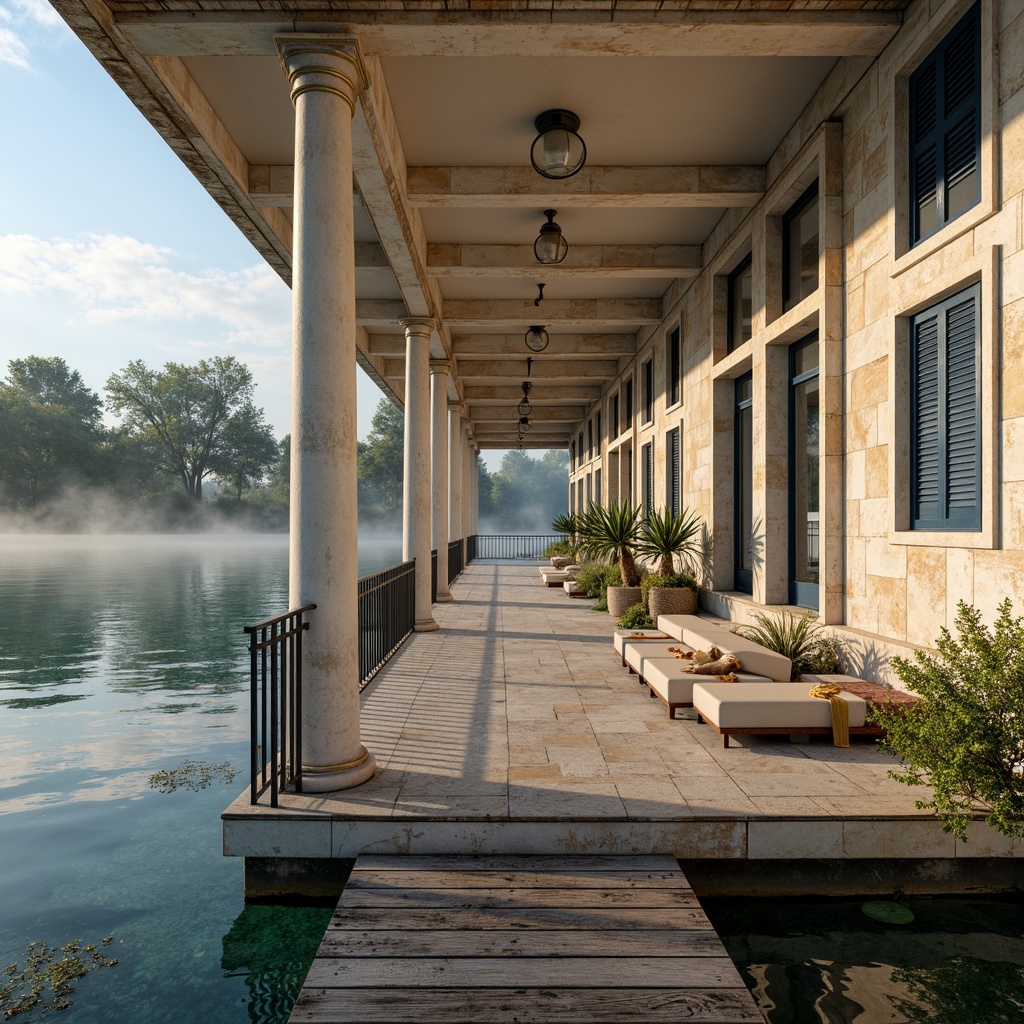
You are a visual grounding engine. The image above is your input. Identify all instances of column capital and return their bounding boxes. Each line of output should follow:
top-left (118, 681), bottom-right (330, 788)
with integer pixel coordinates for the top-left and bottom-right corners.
top-left (400, 317), bottom-right (436, 339)
top-left (447, 400), bottom-right (464, 414)
top-left (275, 35), bottom-right (366, 114)
top-left (429, 359), bottom-right (452, 374)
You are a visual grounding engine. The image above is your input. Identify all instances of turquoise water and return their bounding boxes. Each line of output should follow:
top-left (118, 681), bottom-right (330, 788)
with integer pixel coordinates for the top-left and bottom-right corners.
top-left (0, 533), bottom-right (400, 1023)
top-left (703, 895), bottom-right (1024, 1023)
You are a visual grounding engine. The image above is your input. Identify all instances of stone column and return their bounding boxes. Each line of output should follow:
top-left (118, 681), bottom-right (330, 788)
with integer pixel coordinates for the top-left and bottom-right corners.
top-left (402, 318), bottom-right (439, 631)
top-left (277, 35), bottom-right (374, 791)
top-left (470, 442), bottom-right (479, 534)
top-left (448, 403), bottom-right (463, 548)
top-left (431, 362), bottom-right (452, 602)
top-left (461, 427), bottom-right (472, 545)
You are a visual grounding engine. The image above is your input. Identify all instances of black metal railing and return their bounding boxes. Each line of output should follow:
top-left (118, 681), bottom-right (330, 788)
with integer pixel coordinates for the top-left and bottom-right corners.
top-left (431, 548), bottom-right (438, 604)
top-left (448, 538), bottom-right (463, 584)
top-left (467, 534), bottom-right (477, 562)
top-left (245, 604), bottom-right (315, 807)
top-left (358, 558), bottom-right (416, 686)
top-left (466, 534), bottom-right (565, 560)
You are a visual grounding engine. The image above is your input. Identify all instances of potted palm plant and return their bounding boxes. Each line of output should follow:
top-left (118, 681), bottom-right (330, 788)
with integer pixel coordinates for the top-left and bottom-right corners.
top-left (636, 506), bottom-right (704, 617)
top-left (579, 500), bottom-right (644, 617)
top-left (550, 512), bottom-right (580, 567)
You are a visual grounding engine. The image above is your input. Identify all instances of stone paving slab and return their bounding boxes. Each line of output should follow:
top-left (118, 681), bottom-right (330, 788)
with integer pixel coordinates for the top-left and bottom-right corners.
top-left (223, 562), bottom-right (1023, 860)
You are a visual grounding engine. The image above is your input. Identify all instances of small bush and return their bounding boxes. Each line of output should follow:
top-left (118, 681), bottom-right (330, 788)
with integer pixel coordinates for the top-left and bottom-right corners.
top-left (544, 540), bottom-right (574, 558)
top-left (640, 570), bottom-right (699, 610)
top-left (733, 610), bottom-right (828, 681)
top-left (574, 560), bottom-right (622, 600)
top-left (617, 603), bottom-right (654, 629)
top-left (803, 637), bottom-right (840, 675)
top-left (873, 599), bottom-right (1024, 841)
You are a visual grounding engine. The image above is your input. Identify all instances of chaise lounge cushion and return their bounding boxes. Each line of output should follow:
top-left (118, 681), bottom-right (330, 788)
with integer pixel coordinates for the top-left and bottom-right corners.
top-left (657, 613), bottom-right (793, 681)
top-left (643, 660), bottom-right (773, 714)
top-left (692, 681), bottom-right (868, 730)
top-left (612, 628), bottom-right (671, 659)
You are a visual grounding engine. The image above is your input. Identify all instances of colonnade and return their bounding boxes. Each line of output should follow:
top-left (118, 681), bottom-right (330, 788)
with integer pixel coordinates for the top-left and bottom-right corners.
top-left (278, 33), bottom-right (479, 793)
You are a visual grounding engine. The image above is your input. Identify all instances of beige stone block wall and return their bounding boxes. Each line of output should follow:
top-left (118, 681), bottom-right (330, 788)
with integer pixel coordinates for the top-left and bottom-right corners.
top-left (570, 0), bottom-right (1024, 673)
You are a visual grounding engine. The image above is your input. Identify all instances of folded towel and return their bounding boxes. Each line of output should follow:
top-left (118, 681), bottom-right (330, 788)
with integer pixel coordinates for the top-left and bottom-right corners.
top-left (683, 654), bottom-right (741, 676)
top-left (809, 682), bottom-right (849, 747)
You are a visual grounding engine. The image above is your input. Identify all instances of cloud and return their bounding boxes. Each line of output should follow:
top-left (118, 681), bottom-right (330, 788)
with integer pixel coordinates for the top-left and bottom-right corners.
top-left (0, 25), bottom-right (30, 69)
top-left (0, 0), bottom-right (65, 69)
top-left (0, 232), bottom-right (292, 349)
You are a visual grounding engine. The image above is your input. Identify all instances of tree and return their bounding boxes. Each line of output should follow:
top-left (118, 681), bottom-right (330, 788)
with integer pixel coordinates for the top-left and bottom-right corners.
top-left (106, 356), bottom-right (256, 500)
top-left (357, 399), bottom-right (404, 520)
top-left (266, 435), bottom-right (290, 508)
top-left (212, 401), bottom-right (280, 499)
top-left (873, 599), bottom-right (1024, 841)
top-left (0, 357), bottom-right (106, 508)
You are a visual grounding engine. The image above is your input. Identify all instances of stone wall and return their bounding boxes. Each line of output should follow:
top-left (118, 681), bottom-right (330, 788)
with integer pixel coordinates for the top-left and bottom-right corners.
top-left (569, 0), bottom-right (1024, 660)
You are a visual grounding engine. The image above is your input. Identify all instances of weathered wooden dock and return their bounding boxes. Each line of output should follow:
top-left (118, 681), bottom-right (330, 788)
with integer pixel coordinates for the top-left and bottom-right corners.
top-left (288, 854), bottom-right (763, 1023)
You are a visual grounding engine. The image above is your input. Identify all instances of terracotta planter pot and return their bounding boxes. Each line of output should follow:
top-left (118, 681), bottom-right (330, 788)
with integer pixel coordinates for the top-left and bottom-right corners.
top-left (647, 586), bottom-right (698, 620)
top-left (607, 586), bottom-right (643, 618)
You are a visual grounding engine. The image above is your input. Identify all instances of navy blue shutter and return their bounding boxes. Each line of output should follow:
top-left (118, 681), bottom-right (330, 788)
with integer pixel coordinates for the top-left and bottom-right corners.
top-left (668, 427), bottom-right (681, 516)
top-left (909, 5), bottom-right (980, 245)
top-left (643, 443), bottom-right (653, 513)
top-left (669, 329), bottom-right (680, 406)
top-left (911, 285), bottom-right (980, 530)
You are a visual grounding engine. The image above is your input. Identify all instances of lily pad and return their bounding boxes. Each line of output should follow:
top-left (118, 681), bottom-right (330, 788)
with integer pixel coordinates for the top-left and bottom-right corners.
top-left (862, 900), bottom-right (915, 924)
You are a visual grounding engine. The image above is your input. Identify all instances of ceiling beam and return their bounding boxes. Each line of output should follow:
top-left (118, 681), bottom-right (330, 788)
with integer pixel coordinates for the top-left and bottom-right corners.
top-left (464, 385), bottom-right (603, 405)
top-left (429, 244), bottom-right (700, 279)
top-left (469, 407), bottom-right (588, 424)
top-left (117, 11), bottom-right (903, 60)
top-left (474, 435), bottom-right (571, 448)
top-left (356, 300), bottom-right (409, 326)
top-left (453, 359), bottom-right (620, 382)
top-left (408, 166), bottom-right (764, 208)
top-left (444, 298), bottom-right (661, 329)
top-left (453, 334), bottom-right (636, 359)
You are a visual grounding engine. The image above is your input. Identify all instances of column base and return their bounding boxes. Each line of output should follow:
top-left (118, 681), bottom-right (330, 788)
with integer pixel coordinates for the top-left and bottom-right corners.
top-left (415, 618), bottom-right (440, 632)
top-left (435, 590), bottom-right (454, 602)
top-left (301, 748), bottom-right (376, 792)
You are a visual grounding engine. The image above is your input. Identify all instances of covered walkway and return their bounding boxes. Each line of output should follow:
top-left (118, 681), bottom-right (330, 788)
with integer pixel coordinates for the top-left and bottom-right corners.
top-left (223, 563), bottom-right (1019, 869)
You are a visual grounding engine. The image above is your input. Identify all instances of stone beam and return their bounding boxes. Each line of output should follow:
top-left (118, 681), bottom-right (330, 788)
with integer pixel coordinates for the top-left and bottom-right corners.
top-left (117, 11), bottom-right (902, 60)
top-left (473, 433), bottom-right (572, 447)
top-left (408, 166), bottom-right (764, 208)
top-left (428, 244), bottom-right (701, 279)
top-left (453, 334), bottom-right (636, 359)
top-left (470, 406), bottom-right (588, 424)
top-left (444, 299), bottom-right (661, 329)
top-left (453, 359), bottom-right (620, 382)
top-left (356, 300), bottom-right (409, 326)
top-left (464, 385), bottom-right (603, 405)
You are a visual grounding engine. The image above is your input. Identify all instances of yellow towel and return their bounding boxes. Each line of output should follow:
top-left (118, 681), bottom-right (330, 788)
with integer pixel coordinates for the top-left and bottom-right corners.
top-left (809, 683), bottom-right (849, 747)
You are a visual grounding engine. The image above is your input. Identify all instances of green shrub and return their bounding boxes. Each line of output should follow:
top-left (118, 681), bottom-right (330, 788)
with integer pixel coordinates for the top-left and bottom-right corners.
top-left (617, 603), bottom-right (654, 629)
top-left (733, 610), bottom-right (828, 681)
top-left (872, 599), bottom-right (1024, 841)
top-left (803, 637), bottom-right (840, 675)
top-left (543, 539), bottom-right (574, 558)
top-left (574, 560), bottom-right (621, 600)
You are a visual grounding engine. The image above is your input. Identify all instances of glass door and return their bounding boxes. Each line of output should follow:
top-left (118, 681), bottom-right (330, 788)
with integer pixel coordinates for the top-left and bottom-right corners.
top-left (789, 335), bottom-right (820, 608)
top-left (734, 373), bottom-right (753, 593)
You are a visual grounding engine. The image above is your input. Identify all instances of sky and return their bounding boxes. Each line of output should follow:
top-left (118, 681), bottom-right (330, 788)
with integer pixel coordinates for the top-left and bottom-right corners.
top-left (0, 1), bottom-right (514, 468)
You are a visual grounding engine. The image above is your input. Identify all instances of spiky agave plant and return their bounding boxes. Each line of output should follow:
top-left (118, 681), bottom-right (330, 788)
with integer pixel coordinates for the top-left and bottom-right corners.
top-left (733, 610), bottom-right (826, 681)
top-left (551, 511), bottom-right (579, 550)
top-left (636, 506), bottom-right (704, 578)
top-left (578, 500), bottom-right (644, 587)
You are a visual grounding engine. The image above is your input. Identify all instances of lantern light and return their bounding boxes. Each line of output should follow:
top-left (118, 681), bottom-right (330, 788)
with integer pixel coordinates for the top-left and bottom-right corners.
top-left (530, 109), bottom-right (586, 180)
top-left (534, 210), bottom-right (568, 265)
top-left (524, 325), bottom-right (549, 353)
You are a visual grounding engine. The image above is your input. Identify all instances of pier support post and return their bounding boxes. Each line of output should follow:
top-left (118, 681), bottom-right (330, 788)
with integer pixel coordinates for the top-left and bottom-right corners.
top-left (277, 34), bottom-right (374, 792)
top-left (402, 318), bottom-right (439, 631)
top-left (431, 362), bottom-right (452, 602)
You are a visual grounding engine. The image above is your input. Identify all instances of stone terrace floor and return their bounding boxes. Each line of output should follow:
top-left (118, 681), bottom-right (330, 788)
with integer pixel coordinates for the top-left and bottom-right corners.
top-left (223, 561), bottom-right (1020, 862)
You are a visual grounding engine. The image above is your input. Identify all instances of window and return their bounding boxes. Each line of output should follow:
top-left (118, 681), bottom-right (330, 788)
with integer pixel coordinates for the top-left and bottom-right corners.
top-left (667, 327), bottom-right (681, 406)
top-left (641, 442), bottom-right (653, 514)
top-left (586, 473), bottom-right (592, 507)
top-left (594, 468), bottom-right (602, 507)
top-left (612, 393), bottom-right (620, 439)
top-left (624, 380), bottom-right (633, 426)
top-left (643, 359), bottom-right (654, 424)
top-left (666, 426), bottom-right (681, 517)
top-left (587, 419), bottom-right (594, 461)
top-left (596, 411), bottom-right (602, 455)
top-left (910, 284), bottom-right (980, 530)
top-left (735, 374), bottom-right (753, 594)
top-left (570, 439), bottom-right (576, 473)
top-left (727, 254), bottom-right (752, 352)
top-left (910, 4), bottom-right (980, 246)
top-left (569, 479), bottom-right (575, 513)
top-left (789, 335), bottom-right (820, 609)
top-left (783, 181), bottom-right (819, 311)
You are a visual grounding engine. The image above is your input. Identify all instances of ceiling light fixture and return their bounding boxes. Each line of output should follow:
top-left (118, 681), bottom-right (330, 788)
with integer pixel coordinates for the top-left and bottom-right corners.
top-left (524, 325), bottom-right (549, 353)
top-left (534, 211), bottom-right (568, 265)
top-left (518, 380), bottom-right (533, 417)
top-left (530, 109), bottom-right (586, 180)
top-left (519, 415), bottom-right (533, 433)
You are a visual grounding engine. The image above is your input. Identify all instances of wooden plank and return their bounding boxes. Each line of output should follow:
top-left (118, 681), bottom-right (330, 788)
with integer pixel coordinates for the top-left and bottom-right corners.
top-left (304, 956), bottom-right (744, 989)
top-left (353, 855), bottom-right (682, 873)
top-left (327, 907), bottom-right (714, 931)
top-left (336, 887), bottom-right (703, 910)
top-left (317, 929), bottom-right (726, 958)
top-left (346, 870), bottom-right (691, 889)
top-left (288, 987), bottom-right (765, 1023)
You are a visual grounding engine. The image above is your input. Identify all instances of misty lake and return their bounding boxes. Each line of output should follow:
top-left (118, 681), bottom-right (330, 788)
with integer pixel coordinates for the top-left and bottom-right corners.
top-left (0, 533), bottom-right (401, 1023)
